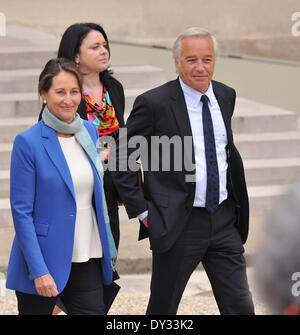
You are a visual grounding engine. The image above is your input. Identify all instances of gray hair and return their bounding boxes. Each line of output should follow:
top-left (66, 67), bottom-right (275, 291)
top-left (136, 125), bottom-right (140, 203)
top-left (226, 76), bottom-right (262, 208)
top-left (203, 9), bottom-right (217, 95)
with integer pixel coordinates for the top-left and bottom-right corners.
top-left (172, 27), bottom-right (218, 65)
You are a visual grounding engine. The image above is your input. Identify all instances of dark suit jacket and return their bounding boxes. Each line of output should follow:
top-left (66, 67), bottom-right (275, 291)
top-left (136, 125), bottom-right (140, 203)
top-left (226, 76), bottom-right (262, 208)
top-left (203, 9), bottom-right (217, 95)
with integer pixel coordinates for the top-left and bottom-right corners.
top-left (38, 73), bottom-right (125, 127)
top-left (111, 78), bottom-right (249, 253)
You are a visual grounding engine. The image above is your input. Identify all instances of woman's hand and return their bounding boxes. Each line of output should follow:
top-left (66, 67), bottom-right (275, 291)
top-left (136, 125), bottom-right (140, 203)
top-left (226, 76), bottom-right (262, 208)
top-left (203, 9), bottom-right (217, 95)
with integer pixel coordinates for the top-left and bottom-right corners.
top-left (34, 274), bottom-right (58, 297)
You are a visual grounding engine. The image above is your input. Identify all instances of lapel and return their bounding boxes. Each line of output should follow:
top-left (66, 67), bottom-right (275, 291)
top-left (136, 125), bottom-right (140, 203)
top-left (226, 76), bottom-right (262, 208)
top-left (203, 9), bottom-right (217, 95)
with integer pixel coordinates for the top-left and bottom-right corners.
top-left (77, 98), bottom-right (88, 120)
top-left (103, 76), bottom-right (125, 127)
top-left (169, 78), bottom-right (193, 139)
top-left (41, 121), bottom-right (76, 200)
top-left (169, 78), bottom-right (195, 171)
top-left (212, 80), bottom-right (234, 143)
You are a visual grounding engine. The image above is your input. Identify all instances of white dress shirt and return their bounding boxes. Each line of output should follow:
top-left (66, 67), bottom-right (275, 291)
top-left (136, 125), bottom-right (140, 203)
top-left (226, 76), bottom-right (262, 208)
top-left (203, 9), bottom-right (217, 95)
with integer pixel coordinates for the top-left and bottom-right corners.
top-left (179, 78), bottom-right (228, 207)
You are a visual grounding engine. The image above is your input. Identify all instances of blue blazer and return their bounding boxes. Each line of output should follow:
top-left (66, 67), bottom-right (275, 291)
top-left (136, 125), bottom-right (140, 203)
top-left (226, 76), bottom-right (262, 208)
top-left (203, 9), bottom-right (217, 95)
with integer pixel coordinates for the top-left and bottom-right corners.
top-left (6, 120), bottom-right (113, 294)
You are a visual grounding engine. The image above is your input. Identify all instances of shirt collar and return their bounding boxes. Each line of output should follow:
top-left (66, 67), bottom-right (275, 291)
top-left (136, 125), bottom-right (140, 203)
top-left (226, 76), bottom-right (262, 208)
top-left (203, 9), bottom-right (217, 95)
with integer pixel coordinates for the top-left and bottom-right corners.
top-left (179, 77), bottom-right (214, 107)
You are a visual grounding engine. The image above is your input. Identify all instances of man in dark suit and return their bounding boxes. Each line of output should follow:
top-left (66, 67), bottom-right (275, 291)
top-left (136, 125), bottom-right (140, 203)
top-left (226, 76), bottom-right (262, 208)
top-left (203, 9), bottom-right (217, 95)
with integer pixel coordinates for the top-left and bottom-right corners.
top-left (111, 27), bottom-right (254, 315)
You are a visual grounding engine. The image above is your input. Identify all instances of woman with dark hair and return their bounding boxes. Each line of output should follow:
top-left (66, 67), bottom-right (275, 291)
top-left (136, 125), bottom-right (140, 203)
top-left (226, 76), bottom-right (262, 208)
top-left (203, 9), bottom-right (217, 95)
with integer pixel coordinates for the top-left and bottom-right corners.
top-left (7, 58), bottom-right (118, 315)
top-left (40, 23), bottom-right (125, 250)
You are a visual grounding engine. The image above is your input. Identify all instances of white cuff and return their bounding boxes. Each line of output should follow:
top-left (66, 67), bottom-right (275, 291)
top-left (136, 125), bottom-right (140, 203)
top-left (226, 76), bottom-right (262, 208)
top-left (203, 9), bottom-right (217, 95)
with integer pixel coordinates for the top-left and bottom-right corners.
top-left (138, 210), bottom-right (148, 221)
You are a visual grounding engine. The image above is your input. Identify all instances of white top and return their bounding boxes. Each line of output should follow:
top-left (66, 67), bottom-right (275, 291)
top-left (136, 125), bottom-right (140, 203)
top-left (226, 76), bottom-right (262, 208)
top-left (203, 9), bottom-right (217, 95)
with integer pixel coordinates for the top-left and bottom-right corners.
top-left (179, 78), bottom-right (228, 207)
top-left (58, 135), bottom-right (102, 262)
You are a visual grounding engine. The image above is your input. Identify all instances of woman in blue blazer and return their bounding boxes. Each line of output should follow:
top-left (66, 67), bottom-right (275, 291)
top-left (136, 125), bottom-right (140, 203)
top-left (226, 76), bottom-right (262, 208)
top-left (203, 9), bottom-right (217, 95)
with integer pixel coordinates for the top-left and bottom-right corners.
top-left (6, 58), bottom-right (117, 315)
top-left (39, 23), bottom-right (125, 251)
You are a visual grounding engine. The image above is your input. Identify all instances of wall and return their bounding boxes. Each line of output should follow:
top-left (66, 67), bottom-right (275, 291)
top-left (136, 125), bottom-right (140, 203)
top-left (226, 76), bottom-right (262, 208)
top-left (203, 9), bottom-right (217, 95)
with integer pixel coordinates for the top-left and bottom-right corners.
top-left (1, 0), bottom-right (300, 60)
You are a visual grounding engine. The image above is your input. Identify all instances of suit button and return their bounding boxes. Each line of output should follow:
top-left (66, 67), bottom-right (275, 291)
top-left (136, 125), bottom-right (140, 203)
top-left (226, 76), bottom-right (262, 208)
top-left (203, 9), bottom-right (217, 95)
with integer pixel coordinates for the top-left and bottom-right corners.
top-left (69, 214), bottom-right (74, 217)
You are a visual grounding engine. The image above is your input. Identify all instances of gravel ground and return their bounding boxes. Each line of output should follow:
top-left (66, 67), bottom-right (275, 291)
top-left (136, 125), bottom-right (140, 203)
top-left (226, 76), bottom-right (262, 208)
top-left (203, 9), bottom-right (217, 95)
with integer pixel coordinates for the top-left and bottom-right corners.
top-left (0, 270), bottom-right (272, 315)
top-left (0, 291), bottom-right (271, 315)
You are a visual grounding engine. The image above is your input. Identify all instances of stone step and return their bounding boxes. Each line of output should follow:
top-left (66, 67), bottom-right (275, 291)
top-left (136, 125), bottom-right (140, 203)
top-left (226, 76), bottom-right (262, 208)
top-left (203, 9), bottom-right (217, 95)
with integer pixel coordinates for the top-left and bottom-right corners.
top-left (247, 184), bottom-right (289, 216)
top-left (1, 156), bottom-right (300, 194)
top-left (232, 98), bottom-right (299, 133)
top-left (126, 97), bottom-right (300, 133)
top-left (0, 184), bottom-right (289, 228)
top-left (0, 49), bottom-right (57, 70)
top-left (235, 131), bottom-right (300, 159)
top-left (0, 199), bottom-right (12, 228)
top-left (113, 65), bottom-right (166, 90)
top-left (1, 93), bottom-right (296, 137)
top-left (0, 144), bottom-right (12, 170)
top-left (244, 157), bottom-right (300, 185)
top-left (0, 93), bottom-right (41, 118)
top-left (123, 88), bottom-right (147, 116)
top-left (0, 94), bottom-right (299, 134)
top-left (0, 69), bottom-right (40, 94)
top-left (0, 65), bottom-right (166, 94)
top-left (1, 117), bottom-right (300, 163)
top-left (0, 170), bottom-right (9, 198)
top-left (0, 88), bottom-right (146, 118)
top-left (2, 117), bottom-right (300, 157)
top-left (4, 93), bottom-right (298, 133)
top-left (0, 117), bottom-right (36, 143)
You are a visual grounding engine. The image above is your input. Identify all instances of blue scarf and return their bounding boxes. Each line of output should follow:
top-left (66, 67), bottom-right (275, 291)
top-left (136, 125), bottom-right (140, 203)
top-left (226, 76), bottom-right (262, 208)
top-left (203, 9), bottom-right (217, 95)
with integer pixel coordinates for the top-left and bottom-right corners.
top-left (42, 106), bottom-right (117, 270)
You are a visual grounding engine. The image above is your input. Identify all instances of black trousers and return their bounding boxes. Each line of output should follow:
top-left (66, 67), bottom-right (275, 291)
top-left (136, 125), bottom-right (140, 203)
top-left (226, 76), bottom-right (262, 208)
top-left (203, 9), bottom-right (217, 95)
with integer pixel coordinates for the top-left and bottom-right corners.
top-left (16, 258), bottom-right (105, 315)
top-left (104, 169), bottom-right (121, 250)
top-left (146, 199), bottom-right (255, 315)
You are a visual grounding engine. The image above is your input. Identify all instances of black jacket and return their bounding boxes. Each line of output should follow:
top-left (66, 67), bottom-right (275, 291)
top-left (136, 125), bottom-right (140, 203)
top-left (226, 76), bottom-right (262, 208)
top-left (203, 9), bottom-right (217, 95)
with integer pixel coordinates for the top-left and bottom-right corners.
top-left (111, 78), bottom-right (249, 253)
